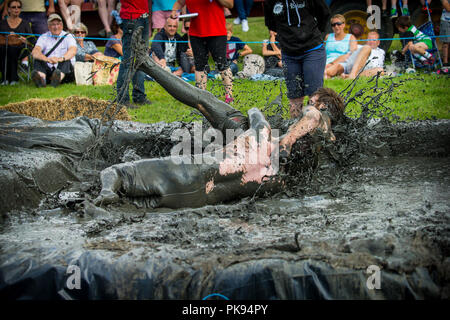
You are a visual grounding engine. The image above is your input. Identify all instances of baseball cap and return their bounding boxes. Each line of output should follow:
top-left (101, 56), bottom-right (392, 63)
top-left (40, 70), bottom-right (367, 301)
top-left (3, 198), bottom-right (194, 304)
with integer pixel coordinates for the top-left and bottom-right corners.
top-left (47, 13), bottom-right (63, 23)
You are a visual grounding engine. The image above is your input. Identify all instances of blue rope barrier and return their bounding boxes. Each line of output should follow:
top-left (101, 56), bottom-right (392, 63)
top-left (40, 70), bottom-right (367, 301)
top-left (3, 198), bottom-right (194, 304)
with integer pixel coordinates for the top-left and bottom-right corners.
top-left (1, 31), bottom-right (449, 44)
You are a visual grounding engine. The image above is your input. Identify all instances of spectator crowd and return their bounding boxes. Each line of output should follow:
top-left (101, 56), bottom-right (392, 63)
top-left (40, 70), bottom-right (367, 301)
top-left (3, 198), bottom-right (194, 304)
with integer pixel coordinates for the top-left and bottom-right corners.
top-left (0, 0), bottom-right (448, 113)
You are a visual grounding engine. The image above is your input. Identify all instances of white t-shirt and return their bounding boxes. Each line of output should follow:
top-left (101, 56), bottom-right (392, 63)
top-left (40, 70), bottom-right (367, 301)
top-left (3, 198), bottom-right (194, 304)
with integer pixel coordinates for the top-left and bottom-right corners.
top-left (365, 47), bottom-right (385, 70)
top-left (36, 31), bottom-right (77, 68)
top-left (164, 38), bottom-right (177, 64)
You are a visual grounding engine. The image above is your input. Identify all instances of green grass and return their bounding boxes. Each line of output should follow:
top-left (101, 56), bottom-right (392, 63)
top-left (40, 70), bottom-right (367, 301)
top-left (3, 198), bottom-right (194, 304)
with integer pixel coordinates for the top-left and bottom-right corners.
top-left (1, 17), bottom-right (448, 123)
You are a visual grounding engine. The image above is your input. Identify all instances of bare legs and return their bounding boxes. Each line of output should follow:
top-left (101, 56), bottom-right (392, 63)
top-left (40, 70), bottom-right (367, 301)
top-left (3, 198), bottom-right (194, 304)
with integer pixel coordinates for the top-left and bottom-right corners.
top-left (59, 0), bottom-right (83, 32)
top-left (195, 68), bottom-right (233, 98)
top-left (97, 0), bottom-right (116, 35)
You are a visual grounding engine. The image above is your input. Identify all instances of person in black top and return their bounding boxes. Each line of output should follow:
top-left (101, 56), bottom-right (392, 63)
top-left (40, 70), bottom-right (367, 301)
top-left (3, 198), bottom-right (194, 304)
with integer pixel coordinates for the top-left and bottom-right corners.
top-left (150, 16), bottom-right (186, 77)
top-left (0, 0), bottom-right (32, 85)
top-left (264, 0), bottom-right (330, 118)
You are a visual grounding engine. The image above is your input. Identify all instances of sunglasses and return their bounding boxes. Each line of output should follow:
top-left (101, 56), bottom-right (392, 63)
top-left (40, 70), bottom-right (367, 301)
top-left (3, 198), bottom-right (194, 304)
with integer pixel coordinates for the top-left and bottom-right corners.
top-left (74, 31), bottom-right (86, 34)
top-left (331, 22), bottom-right (344, 27)
top-left (10, 6), bottom-right (21, 9)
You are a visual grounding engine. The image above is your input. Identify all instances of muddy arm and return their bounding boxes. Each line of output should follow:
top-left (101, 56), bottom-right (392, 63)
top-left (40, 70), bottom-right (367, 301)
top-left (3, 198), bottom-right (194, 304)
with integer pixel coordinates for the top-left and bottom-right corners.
top-left (131, 27), bottom-right (246, 133)
top-left (279, 106), bottom-right (321, 155)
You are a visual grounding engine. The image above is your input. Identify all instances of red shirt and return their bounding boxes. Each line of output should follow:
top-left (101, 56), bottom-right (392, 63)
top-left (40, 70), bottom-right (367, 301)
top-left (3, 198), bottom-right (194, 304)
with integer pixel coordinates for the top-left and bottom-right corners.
top-left (120, 0), bottom-right (149, 20)
top-left (186, 0), bottom-right (227, 37)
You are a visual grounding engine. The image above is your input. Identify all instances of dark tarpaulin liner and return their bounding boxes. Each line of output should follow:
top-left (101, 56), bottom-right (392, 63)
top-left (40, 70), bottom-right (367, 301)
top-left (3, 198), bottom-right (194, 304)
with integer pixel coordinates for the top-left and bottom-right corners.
top-left (0, 110), bottom-right (449, 299)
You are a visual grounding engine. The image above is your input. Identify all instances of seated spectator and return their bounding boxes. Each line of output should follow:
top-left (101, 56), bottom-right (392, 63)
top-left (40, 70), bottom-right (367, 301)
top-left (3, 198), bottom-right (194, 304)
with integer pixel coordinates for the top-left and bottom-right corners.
top-left (0, 0), bottom-right (32, 85)
top-left (152, 0), bottom-right (176, 33)
top-left (262, 30), bottom-right (283, 77)
top-left (104, 19), bottom-right (122, 58)
top-left (73, 22), bottom-right (102, 62)
top-left (150, 17), bottom-right (185, 77)
top-left (226, 22), bottom-right (252, 76)
top-left (2, 0), bottom-right (55, 36)
top-left (97, 0), bottom-right (116, 38)
top-left (58, 0), bottom-right (82, 33)
top-left (324, 14), bottom-right (357, 73)
top-left (179, 19), bottom-right (195, 73)
top-left (325, 30), bottom-right (385, 79)
top-left (396, 16), bottom-right (435, 65)
top-left (31, 13), bottom-right (77, 87)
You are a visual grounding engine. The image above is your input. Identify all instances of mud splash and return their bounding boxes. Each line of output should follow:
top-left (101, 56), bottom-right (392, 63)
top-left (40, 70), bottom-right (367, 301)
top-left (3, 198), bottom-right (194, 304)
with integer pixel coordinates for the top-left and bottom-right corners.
top-left (0, 106), bottom-right (449, 298)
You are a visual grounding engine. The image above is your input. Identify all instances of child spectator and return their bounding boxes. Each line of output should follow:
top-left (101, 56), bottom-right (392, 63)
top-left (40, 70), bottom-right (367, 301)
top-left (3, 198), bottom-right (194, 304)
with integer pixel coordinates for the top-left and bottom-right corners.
top-left (226, 22), bottom-right (252, 75)
top-left (104, 19), bottom-right (122, 58)
top-left (262, 30), bottom-right (283, 77)
top-left (396, 15), bottom-right (435, 65)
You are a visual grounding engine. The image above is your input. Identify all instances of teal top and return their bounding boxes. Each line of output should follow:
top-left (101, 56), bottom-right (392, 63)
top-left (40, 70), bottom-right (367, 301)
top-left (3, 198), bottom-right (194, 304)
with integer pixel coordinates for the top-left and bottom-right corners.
top-left (325, 33), bottom-right (351, 64)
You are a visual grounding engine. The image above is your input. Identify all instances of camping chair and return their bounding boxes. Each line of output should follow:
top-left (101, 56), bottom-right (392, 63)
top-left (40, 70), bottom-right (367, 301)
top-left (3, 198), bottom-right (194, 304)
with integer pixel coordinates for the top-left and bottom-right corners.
top-left (17, 40), bottom-right (34, 82)
top-left (408, 1), bottom-right (443, 70)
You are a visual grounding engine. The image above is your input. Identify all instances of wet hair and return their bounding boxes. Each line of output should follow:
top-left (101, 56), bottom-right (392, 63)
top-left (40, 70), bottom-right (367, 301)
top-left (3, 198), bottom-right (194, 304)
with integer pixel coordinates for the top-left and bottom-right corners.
top-left (311, 88), bottom-right (345, 123)
top-left (396, 16), bottom-right (412, 29)
top-left (330, 14), bottom-right (345, 24)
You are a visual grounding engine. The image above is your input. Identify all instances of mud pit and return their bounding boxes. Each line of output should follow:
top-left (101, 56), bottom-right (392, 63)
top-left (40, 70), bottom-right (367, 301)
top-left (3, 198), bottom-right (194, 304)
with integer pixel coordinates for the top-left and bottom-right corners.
top-left (0, 106), bottom-right (449, 300)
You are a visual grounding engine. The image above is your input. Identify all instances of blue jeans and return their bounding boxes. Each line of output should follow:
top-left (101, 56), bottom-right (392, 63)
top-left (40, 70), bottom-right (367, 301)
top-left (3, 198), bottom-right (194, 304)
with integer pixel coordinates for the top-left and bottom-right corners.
top-left (235, 0), bottom-right (253, 20)
top-left (282, 45), bottom-right (326, 99)
top-left (116, 17), bottom-right (149, 104)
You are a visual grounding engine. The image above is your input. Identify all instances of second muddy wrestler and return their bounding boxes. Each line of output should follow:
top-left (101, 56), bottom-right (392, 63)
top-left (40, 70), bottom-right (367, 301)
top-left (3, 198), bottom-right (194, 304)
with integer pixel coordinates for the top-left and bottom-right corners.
top-left (94, 28), bottom-right (345, 208)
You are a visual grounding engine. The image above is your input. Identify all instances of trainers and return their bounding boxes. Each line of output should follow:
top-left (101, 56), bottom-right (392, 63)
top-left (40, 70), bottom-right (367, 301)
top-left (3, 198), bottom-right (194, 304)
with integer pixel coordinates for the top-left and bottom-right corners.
top-left (134, 98), bottom-right (152, 105)
top-left (233, 17), bottom-right (241, 25)
top-left (402, 7), bottom-right (410, 16)
top-left (50, 69), bottom-right (62, 88)
top-left (225, 94), bottom-right (234, 104)
top-left (1, 80), bottom-right (8, 85)
top-left (9, 81), bottom-right (18, 86)
top-left (242, 19), bottom-right (249, 32)
top-left (390, 8), bottom-right (398, 18)
top-left (31, 70), bottom-right (45, 88)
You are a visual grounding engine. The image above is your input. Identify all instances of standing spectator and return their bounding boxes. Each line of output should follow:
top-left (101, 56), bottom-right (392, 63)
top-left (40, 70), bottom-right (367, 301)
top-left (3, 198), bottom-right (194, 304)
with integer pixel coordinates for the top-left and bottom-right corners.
top-left (58, 0), bottom-right (83, 33)
top-left (441, 0), bottom-right (450, 66)
top-left (116, 0), bottom-right (152, 107)
top-left (97, 0), bottom-right (116, 38)
top-left (233, 0), bottom-right (253, 32)
top-left (390, 0), bottom-right (409, 18)
top-left (31, 13), bottom-right (77, 87)
top-left (179, 19), bottom-right (195, 73)
top-left (171, 0), bottom-right (235, 103)
top-left (366, 0), bottom-right (388, 18)
top-left (104, 19), bottom-right (122, 58)
top-left (264, 0), bottom-right (330, 118)
top-left (151, 17), bottom-right (184, 76)
top-left (2, 0), bottom-right (55, 36)
top-left (0, 0), bottom-right (32, 85)
top-left (226, 22), bottom-right (252, 75)
top-left (152, 0), bottom-right (176, 33)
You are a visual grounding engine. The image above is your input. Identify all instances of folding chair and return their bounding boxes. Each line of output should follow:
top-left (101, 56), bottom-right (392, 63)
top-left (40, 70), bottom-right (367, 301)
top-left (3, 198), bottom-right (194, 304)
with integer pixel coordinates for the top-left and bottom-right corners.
top-left (17, 41), bottom-right (34, 82)
top-left (407, 1), bottom-right (443, 70)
